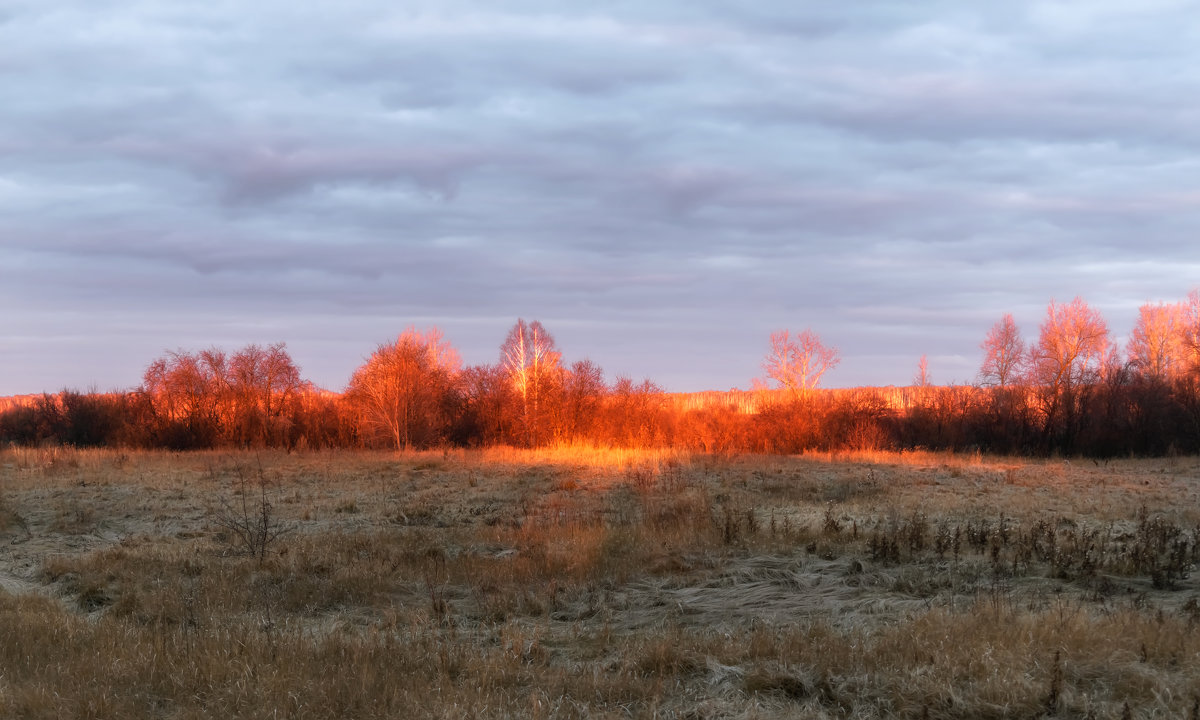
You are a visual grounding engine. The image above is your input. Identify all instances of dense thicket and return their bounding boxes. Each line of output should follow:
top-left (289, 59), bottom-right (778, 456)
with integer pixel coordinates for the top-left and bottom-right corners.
top-left (4, 296), bottom-right (1200, 457)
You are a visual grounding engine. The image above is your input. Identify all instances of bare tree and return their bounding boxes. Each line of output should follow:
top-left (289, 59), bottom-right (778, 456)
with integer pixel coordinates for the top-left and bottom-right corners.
top-left (603, 376), bottom-right (665, 448)
top-left (142, 348), bottom-right (226, 446)
top-left (1028, 297), bottom-right (1112, 442)
top-left (211, 459), bottom-right (293, 563)
top-left (198, 348), bottom-right (234, 433)
top-left (1030, 298), bottom-right (1112, 391)
top-left (1180, 290), bottom-right (1200, 378)
top-left (457, 363), bottom-right (513, 446)
top-left (562, 359), bottom-right (605, 441)
top-left (346, 328), bottom-right (460, 449)
top-left (141, 345), bottom-right (305, 447)
top-left (230, 343), bottom-right (303, 446)
top-left (762, 329), bottom-right (839, 398)
top-left (979, 313), bottom-right (1026, 387)
top-left (500, 319), bottom-right (561, 446)
top-left (915, 355), bottom-right (933, 387)
top-left (1127, 302), bottom-right (1186, 383)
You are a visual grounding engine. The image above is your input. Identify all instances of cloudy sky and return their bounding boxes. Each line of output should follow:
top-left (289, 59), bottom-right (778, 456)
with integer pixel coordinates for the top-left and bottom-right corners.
top-left (3, 1), bottom-right (1200, 395)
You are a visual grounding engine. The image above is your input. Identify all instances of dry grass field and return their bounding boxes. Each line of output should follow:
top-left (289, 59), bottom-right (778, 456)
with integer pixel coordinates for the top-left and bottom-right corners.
top-left (2, 446), bottom-right (1200, 718)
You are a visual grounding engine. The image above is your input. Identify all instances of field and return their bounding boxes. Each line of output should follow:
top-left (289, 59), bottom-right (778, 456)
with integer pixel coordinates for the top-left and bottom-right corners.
top-left (2, 447), bottom-right (1200, 718)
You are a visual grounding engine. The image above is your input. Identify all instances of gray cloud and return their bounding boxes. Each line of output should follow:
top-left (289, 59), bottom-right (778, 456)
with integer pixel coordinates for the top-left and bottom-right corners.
top-left (2, 1), bottom-right (1199, 394)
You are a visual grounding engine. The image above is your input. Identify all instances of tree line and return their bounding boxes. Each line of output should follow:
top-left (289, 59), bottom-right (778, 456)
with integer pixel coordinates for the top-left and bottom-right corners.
top-left (3, 294), bottom-right (1200, 457)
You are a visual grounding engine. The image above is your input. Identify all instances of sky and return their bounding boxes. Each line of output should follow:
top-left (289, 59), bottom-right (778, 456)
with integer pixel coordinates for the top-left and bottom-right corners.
top-left (3, 1), bottom-right (1200, 395)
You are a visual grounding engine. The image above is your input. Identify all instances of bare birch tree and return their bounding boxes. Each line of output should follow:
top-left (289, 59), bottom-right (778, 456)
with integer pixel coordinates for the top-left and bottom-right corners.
top-left (501, 319), bottom-right (561, 446)
top-left (346, 328), bottom-right (460, 449)
top-left (914, 355), bottom-right (931, 388)
top-left (762, 329), bottom-right (839, 398)
top-left (1127, 301), bottom-right (1186, 383)
top-left (1179, 290), bottom-right (1200, 378)
top-left (979, 313), bottom-right (1026, 387)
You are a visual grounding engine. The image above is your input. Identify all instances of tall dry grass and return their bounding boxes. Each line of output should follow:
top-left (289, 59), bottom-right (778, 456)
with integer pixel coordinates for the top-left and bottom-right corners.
top-left (2, 447), bottom-right (1200, 717)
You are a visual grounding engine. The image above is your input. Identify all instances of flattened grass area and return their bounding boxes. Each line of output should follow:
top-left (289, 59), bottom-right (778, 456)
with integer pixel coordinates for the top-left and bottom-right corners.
top-left (2, 446), bottom-right (1200, 718)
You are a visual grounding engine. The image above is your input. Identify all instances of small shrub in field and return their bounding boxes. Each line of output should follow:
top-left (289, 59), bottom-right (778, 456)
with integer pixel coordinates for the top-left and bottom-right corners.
top-left (211, 461), bottom-right (293, 563)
